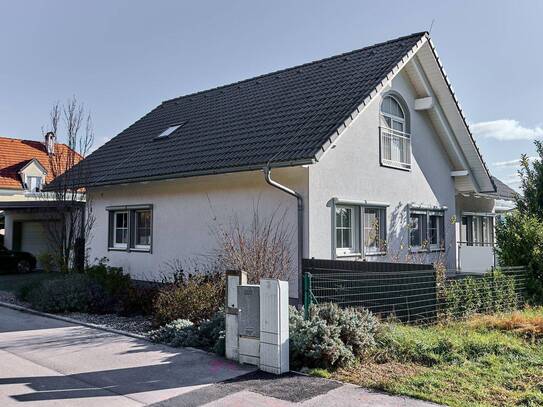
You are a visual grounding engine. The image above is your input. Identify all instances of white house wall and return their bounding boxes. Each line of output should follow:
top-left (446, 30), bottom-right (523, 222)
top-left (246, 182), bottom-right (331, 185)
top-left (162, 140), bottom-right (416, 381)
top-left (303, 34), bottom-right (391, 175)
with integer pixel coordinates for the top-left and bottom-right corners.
top-left (87, 167), bottom-right (308, 297)
top-left (308, 70), bottom-right (457, 268)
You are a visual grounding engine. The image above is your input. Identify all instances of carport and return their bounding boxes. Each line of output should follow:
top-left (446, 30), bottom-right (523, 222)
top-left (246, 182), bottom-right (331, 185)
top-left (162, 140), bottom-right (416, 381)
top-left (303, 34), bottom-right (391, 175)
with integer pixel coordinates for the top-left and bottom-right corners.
top-left (0, 201), bottom-right (82, 268)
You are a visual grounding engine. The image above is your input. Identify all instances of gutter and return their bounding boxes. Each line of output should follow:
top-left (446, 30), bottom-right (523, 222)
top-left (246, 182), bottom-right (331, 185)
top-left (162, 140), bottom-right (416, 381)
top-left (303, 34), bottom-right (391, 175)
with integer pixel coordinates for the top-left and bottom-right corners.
top-left (263, 166), bottom-right (304, 303)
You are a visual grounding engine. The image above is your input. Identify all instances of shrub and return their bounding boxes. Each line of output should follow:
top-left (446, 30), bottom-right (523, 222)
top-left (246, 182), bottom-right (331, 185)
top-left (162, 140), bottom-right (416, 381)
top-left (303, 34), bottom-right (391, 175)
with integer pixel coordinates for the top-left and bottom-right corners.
top-left (153, 272), bottom-right (224, 325)
top-left (36, 253), bottom-right (56, 273)
top-left (213, 204), bottom-right (294, 283)
top-left (118, 284), bottom-right (158, 316)
top-left (442, 271), bottom-right (520, 319)
top-left (24, 274), bottom-right (110, 313)
top-left (495, 211), bottom-right (543, 303)
top-left (289, 303), bottom-right (378, 370)
top-left (19, 258), bottom-right (156, 316)
top-left (149, 310), bottom-right (225, 354)
top-left (85, 259), bottom-right (132, 299)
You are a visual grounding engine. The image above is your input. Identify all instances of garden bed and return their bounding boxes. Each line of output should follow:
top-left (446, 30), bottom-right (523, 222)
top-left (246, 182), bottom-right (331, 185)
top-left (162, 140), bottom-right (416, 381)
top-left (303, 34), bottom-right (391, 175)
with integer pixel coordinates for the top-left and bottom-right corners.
top-left (331, 308), bottom-right (543, 407)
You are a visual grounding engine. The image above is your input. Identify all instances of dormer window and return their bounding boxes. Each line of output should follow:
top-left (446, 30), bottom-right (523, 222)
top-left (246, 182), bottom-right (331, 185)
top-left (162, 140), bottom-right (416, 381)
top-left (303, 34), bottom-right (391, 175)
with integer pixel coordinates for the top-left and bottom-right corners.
top-left (26, 176), bottom-right (43, 192)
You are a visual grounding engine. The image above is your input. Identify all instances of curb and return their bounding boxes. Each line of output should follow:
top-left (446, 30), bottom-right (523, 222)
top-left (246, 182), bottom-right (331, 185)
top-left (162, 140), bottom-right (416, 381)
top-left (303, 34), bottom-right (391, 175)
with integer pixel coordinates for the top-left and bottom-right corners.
top-left (0, 300), bottom-right (148, 340)
top-left (0, 300), bottom-right (214, 356)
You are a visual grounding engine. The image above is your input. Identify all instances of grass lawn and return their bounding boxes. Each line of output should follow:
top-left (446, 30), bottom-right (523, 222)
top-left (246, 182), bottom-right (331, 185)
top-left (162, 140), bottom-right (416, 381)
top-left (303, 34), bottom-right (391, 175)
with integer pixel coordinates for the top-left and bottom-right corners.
top-left (333, 308), bottom-right (543, 407)
top-left (0, 272), bottom-right (60, 295)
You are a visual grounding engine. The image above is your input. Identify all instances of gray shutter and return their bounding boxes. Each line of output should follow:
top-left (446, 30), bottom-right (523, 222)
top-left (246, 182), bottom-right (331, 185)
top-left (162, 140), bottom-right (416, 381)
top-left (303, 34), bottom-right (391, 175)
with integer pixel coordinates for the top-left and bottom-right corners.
top-left (108, 211), bottom-right (114, 248)
top-left (129, 210), bottom-right (136, 250)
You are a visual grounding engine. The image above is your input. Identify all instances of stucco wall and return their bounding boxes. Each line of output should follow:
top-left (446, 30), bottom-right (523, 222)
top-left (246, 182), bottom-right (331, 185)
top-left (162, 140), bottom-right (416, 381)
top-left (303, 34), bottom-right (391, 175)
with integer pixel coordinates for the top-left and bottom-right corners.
top-left (307, 71), bottom-right (458, 268)
top-left (87, 167), bottom-right (308, 297)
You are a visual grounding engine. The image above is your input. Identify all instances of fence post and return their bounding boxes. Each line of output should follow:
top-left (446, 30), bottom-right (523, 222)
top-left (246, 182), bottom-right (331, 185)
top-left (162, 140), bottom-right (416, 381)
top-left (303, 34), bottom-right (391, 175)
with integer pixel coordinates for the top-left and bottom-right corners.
top-left (303, 272), bottom-right (312, 320)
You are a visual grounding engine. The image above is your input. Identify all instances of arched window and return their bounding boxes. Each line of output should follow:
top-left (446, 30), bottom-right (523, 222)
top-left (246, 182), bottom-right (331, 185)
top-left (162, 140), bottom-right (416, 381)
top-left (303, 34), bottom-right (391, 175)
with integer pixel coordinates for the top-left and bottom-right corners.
top-left (380, 95), bottom-right (411, 170)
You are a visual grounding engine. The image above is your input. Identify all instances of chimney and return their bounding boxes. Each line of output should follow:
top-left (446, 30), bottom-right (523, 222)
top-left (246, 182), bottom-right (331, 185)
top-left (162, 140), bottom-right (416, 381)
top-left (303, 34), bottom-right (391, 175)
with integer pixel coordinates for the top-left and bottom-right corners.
top-left (45, 132), bottom-right (56, 155)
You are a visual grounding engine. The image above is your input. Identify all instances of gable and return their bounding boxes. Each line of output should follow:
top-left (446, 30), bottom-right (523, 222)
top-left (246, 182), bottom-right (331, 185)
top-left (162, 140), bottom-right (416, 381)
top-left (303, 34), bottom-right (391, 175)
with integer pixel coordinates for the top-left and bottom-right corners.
top-left (315, 39), bottom-right (495, 194)
top-left (19, 158), bottom-right (48, 177)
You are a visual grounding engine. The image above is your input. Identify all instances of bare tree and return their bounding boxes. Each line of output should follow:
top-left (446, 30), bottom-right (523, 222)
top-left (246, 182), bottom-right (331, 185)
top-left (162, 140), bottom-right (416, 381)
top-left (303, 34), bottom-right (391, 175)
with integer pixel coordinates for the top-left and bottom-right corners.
top-left (41, 97), bottom-right (95, 272)
top-left (213, 203), bottom-right (294, 283)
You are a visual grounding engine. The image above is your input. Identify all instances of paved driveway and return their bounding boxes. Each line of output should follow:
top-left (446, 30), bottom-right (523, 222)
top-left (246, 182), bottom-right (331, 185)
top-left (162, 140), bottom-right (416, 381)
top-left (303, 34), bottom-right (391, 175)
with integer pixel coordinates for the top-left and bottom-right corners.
top-left (0, 306), bottom-right (438, 406)
top-left (0, 306), bottom-right (254, 406)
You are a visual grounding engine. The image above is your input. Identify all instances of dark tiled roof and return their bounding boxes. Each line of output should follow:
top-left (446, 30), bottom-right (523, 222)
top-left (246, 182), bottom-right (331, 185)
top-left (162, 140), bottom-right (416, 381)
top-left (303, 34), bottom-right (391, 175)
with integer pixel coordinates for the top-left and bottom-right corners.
top-left (60, 32), bottom-right (426, 188)
top-left (491, 176), bottom-right (517, 201)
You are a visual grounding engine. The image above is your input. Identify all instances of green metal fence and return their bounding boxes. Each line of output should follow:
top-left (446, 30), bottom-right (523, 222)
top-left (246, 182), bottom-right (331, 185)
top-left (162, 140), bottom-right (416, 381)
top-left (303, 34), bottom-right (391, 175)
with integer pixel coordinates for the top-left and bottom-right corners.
top-left (302, 258), bottom-right (528, 324)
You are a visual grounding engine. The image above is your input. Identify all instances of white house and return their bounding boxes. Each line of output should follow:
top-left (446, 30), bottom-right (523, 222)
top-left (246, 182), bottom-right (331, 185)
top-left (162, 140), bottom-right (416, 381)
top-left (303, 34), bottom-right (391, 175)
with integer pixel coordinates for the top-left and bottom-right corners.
top-left (57, 32), bottom-right (515, 299)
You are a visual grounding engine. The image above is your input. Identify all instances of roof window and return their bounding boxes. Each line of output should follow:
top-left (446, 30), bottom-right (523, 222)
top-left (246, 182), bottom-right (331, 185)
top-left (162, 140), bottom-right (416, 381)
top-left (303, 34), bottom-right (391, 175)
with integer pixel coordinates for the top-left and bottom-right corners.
top-left (155, 122), bottom-right (185, 139)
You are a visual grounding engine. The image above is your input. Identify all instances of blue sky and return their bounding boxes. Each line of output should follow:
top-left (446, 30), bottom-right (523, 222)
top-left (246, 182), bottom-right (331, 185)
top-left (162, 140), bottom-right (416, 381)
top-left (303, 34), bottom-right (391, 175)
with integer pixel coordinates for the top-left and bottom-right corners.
top-left (1, 1), bottom-right (541, 190)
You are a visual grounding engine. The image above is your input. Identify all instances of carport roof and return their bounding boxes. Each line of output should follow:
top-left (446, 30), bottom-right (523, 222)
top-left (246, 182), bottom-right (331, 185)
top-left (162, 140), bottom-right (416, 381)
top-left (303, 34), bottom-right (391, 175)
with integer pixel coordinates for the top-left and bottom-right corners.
top-left (0, 201), bottom-right (84, 210)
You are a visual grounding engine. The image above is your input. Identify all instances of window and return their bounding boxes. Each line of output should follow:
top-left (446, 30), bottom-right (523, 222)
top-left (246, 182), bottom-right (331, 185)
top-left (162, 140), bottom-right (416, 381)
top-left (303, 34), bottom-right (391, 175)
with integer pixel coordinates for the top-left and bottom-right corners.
top-left (114, 211), bottom-right (128, 248)
top-left (409, 212), bottom-right (426, 248)
top-left (380, 95), bottom-right (411, 170)
top-left (155, 122), bottom-right (187, 139)
top-left (461, 214), bottom-right (494, 246)
top-left (26, 176), bottom-right (42, 192)
top-left (428, 213), bottom-right (445, 249)
top-left (409, 208), bottom-right (445, 250)
top-left (363, 207), bottom-right (386, 255)
top-left (134, 210), bottom-right (152, 249)
top-left (334, 204), bottom-right (387, 257)
top-left (336, 206), bottom-right (355, 255)
top-left (108, 206), bottom-right (153, 252)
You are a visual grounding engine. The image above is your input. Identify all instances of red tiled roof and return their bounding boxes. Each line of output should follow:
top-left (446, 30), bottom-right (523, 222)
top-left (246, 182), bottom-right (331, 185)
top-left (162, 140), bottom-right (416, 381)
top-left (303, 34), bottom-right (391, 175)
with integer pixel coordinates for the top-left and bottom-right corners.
top-left (0, 136), bottom-right (81, 190)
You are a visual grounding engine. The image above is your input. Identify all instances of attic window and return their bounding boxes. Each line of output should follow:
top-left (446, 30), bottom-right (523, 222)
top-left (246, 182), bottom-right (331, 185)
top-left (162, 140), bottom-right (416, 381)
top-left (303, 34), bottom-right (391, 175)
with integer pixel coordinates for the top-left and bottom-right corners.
top-left (155, 122), bottom-right (185, 139)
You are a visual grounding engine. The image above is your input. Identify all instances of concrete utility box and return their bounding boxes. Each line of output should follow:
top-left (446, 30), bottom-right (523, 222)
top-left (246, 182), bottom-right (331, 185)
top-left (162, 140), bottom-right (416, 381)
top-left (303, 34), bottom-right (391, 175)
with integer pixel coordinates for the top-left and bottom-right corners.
top-left (259, 279), bottom-right (289, 374)
top-left (225, 274), bottom-right (289, 374)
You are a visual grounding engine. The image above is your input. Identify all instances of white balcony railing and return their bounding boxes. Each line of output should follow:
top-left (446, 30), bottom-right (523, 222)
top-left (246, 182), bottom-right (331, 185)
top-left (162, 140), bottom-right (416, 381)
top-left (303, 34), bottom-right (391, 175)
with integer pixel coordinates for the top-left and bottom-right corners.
top-left (380, 127), bottom-right (411, 170)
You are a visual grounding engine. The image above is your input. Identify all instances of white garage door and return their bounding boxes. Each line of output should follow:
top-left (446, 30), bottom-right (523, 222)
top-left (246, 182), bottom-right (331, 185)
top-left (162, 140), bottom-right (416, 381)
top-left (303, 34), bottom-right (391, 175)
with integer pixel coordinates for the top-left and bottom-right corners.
top-left (21, 222), bottom-right (51, 262)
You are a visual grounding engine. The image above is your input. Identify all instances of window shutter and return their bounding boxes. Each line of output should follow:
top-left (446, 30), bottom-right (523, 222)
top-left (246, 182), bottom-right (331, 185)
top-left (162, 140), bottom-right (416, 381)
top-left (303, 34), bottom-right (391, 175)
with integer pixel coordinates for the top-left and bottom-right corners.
top-left (129, 210), bottom-right (135, 250)
top-left (108, 211), bottom-right (114, 248)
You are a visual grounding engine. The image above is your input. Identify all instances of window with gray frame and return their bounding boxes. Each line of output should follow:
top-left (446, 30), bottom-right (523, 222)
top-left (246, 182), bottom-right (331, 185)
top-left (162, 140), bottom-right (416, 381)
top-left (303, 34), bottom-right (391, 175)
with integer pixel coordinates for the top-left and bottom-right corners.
top-left (334, 204), bottom-right (386, 256)
top-left (409, 208), bottom-right (445, 250)
top-left (108, 206), bottom-right (152, 251)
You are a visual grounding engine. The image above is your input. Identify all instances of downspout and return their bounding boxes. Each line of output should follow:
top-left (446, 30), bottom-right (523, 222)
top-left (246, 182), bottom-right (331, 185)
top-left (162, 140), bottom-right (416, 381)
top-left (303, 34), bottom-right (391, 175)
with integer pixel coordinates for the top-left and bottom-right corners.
top-left (263, 166), bottom-right (304, 303)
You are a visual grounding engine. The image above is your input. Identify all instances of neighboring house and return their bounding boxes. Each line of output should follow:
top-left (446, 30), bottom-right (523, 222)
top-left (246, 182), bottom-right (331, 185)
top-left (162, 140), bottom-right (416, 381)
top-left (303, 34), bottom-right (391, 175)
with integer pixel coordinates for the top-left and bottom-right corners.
top-left (0, 133), bottom-right (80, 266)
top-left (58, 32), bottom-right (515, 298)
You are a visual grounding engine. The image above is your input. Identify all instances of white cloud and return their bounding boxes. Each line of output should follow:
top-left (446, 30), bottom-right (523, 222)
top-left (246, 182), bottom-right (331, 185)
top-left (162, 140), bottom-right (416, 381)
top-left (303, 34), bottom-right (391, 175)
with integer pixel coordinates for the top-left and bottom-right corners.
top-left (492, 156), bottom-right (537, 168)
top-left (471, 119), bottom-right (543, 141)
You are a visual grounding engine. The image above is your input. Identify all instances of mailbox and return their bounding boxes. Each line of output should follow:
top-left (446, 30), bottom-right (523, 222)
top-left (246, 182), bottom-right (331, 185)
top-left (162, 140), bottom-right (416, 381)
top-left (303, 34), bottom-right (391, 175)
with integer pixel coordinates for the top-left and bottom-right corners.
top-left (237, 285), bottom-right (260, 338)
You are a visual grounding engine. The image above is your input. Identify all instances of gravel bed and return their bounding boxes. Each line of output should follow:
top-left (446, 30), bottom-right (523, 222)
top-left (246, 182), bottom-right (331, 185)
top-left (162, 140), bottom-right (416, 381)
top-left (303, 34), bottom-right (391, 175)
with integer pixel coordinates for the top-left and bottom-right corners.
top-left (0, 289), bottom-right (153, 337)
top-left (63, 312), bottom-right (154, 337)
top-left (0, 290), bottom-right (29, 307)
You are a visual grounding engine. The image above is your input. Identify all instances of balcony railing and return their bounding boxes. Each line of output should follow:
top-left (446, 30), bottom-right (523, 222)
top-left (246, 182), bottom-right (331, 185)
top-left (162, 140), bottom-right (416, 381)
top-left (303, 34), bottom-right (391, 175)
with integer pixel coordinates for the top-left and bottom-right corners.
top-left (380, 126), bottom-right (411, 170)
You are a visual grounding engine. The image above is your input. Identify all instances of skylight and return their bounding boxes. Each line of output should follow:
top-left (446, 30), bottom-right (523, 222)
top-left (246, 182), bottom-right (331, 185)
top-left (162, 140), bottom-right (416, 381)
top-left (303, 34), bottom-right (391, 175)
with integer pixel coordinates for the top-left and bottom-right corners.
top-left (155, 124), bottom-right (182, 139)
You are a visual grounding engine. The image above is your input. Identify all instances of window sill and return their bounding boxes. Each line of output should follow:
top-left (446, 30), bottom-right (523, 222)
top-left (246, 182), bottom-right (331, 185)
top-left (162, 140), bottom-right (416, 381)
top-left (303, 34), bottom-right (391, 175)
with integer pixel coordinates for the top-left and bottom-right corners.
top-left (131, 247), bottom-right (151, 253)
top-left (108, 247), bottom-right (151, 253)
top-left (409, 248), bottom-right (445, 254)
top-left (365, 251), bottom-right (387, 257)
top-left (336, 252), bottom-right (362, 258)
top-left (380, 161), bottom-right (411, 172)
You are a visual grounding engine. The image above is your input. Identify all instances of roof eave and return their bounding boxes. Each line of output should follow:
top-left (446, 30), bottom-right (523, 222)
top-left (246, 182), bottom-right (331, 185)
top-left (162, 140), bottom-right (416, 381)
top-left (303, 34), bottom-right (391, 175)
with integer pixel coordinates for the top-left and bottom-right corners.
top-left (66, 158), bottom-right (315, 190)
